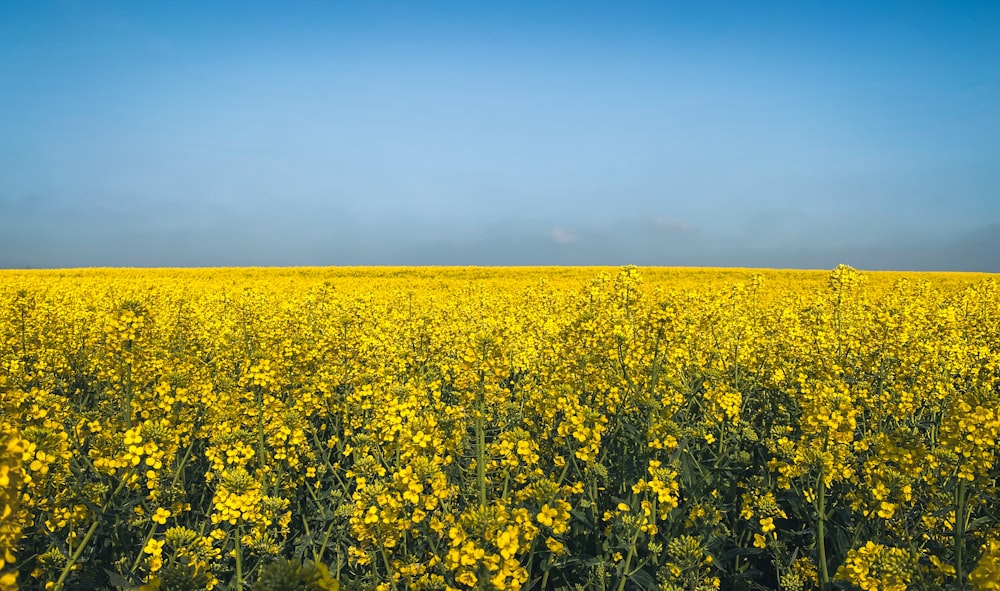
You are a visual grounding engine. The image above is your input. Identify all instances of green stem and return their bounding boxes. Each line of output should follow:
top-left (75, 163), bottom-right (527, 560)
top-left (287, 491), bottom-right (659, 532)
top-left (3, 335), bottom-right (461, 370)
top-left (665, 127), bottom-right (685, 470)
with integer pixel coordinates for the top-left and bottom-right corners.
top-left (817, 476), bottom-right (830, 589)
top-left (319, 520), bottom-right (337, 564)
top-left (256, 386), bottom-right (266, 478)
top-left (614, 524), bottom-right (642, 591)
top-left (540, 560), bottom-right (551, 591)
top-left (310, 428), bottom-right (349, 490)
top-left (169, 433), bottom-right (199, 489)
top-left (54, 520), bottom-right (100, 590)
top-left (476, 376), bottom-right (487, 509)
top-left (903, 526), bottom-right (931, 591)
top-left (380, 546), bottom-right (399, 591)
top-left (130, 522), bottom-right (160, 575)
top-left (956, 479), bottom-right (967, 590)
top-left (52, 469), bottom-right (132, 591)
top-left (714, 420), bottom-right (727, 469)
top-left (301, 514), bottom-right (318, 563)
top-left (234, 525), bottom-right (244, 590)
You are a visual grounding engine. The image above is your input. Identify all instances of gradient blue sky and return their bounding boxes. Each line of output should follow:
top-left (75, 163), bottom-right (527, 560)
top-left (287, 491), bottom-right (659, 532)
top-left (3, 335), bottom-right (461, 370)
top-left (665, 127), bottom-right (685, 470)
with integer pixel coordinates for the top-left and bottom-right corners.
top-left (1, 1), bottom-right (998, 270)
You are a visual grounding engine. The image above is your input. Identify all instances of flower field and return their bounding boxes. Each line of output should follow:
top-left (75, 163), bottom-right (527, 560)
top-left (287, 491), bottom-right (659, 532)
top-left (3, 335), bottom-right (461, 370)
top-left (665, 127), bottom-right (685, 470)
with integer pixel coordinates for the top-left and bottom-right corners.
top-left (1, 265), bottom-right (998, 591)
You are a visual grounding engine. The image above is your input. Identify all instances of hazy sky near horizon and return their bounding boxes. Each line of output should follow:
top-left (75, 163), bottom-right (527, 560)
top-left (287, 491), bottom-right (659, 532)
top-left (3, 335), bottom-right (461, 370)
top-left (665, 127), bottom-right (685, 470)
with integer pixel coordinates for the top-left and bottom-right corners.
top-left (1, 1), bottom-right (998, 270)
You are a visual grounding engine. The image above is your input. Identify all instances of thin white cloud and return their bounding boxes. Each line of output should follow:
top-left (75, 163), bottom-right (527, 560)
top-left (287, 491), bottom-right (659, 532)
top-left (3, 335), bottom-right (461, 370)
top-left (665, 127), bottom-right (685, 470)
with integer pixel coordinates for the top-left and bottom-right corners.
top-left (650, 216), bottom-right (696, 233)
top-left (550, 227), bottom-right (581, 244)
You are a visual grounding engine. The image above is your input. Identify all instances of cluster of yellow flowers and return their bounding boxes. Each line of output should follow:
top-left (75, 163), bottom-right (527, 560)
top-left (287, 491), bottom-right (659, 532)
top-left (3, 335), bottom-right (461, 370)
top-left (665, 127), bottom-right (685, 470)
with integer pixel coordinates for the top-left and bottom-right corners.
top-left (971, 539), bottom-right (1000, 590)
top-left (0, 265), bottom-right (997, 590)
top-left (835, 541), bottom-right (912, 591)
top-left (0, 426), bottom-right (29, 591)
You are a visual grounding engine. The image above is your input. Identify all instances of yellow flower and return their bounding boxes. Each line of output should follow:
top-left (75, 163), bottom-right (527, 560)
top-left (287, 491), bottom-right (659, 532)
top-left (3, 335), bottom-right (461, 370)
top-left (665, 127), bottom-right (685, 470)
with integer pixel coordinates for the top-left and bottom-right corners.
top-left (456, 569), bottom-right (477, 587)
top-left (152, 507), bottom-right (171, 525)
top-left (545, 537), bottom-right (566, 555)
top-left (143, 539), bottom-right (164, 555)
top-left (970, 539), bottom-right (1000, 591)
top-left (536, 504), bottom-right (557, 527)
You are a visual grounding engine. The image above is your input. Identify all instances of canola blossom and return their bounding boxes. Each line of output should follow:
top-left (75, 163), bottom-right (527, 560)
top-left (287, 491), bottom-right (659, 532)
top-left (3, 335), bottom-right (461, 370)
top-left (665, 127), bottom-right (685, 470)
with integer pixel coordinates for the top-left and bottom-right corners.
top-left (0, 265), bottom-right (998, 591)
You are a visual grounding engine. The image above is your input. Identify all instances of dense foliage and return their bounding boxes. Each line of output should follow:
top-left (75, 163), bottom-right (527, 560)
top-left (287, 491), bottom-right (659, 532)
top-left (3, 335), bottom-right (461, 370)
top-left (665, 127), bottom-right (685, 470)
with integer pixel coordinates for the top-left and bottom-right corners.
top-left (1, 266), bottom-right (998, 591)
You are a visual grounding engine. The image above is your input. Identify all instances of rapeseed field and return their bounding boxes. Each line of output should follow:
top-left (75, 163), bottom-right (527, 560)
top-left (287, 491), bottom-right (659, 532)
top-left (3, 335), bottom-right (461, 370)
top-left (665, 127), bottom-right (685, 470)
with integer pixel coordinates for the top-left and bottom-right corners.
top-left (1, 266), bottom-right (998, 591)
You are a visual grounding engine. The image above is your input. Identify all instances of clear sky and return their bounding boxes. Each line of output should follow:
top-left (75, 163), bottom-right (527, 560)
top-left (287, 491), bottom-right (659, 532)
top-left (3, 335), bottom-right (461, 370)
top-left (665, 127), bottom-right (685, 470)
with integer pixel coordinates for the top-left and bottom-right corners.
top-left (1, 1), bottom-right (998, 270)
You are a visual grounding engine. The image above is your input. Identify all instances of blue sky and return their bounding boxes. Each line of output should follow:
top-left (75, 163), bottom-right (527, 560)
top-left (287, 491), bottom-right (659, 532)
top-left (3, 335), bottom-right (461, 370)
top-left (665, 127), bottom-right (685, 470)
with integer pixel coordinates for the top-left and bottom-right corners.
top-left (1, 1), bottom-right (998, 270)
